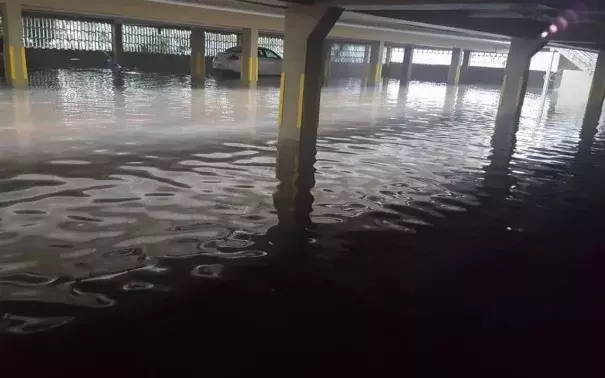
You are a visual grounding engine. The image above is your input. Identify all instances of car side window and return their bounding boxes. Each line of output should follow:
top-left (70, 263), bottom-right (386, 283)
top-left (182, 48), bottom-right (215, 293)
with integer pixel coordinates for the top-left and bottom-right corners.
top-left (258, 48), bottom-right (266, 58)
top-left (264, 49), bottom-right (281, 59)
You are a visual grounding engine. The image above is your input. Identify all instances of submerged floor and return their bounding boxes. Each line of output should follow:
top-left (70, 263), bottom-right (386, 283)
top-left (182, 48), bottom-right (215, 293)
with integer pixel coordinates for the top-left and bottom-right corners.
top-left (1, 69), bottom-right (603, 376)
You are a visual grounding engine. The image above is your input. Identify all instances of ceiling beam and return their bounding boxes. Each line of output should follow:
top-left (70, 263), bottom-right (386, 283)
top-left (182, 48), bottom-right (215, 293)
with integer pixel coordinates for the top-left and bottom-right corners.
top-left (312, 0), bottom-right (562, 11)
top-left (549, 22), bottom-right (605, 49)
top-left (359, 10), bottom-right (547, 38)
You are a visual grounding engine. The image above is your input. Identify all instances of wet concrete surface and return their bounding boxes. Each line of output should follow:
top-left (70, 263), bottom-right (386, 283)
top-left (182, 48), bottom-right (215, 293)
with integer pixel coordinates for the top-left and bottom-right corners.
top-left (1, 69), bottom-right (603, 377)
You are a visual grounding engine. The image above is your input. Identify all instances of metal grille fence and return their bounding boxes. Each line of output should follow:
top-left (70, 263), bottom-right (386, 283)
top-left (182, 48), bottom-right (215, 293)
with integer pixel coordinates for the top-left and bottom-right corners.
top-left (390, 47), bottom-right (405, 63)
top-left (413, 49), bottom-right (452, 65)
top-left (123, 25), bottom-right (190, 55)
top-left (470, 51), bottom-right (560, 71)
top-left (331, 43), bottom-right (366, 63)
top-left (469, 52), bottom-right (507, 68)
top-left (205, 32), bottom-right (238, 57)
top-left (22, 16), bottom-right (112, 51)
top-left (258, 35), bottom-right (283, 57)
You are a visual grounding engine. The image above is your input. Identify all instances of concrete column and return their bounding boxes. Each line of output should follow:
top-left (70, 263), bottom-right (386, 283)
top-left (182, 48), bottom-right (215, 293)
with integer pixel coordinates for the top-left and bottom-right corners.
top-left (497, 37), bottom-right (546, 122)
top-left (278, 5), bottom-right (343, 143)
top-left (400, 46), bottom-right (414, 86)
top-left (583, 51), bottom-right (605, 124)
top-left (190, 28), bottom-right (206, 84)
top-left (240, 27), bottom-right (259, 86)
top-left (384, 46), bottom-right (392, 77)
top-left (363, 45), bottom-right (371, 64)
top-left (367, 40), bottom-right (384, 85)
top-left (322, 41), bottom-right (332, 86)
top-left (460, 50), bottom-right (471, 84)
top-left (447, 48), bottom-right (463, 86)
top-left (112, 21), bottom-right (124, 66)
top-left (1, 2), bottom-right (28, 87)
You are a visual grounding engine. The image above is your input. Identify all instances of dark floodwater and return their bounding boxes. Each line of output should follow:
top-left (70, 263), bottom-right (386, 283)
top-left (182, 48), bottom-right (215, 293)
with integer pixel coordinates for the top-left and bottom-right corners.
top-left (1, 69), bottom-right (604, 376)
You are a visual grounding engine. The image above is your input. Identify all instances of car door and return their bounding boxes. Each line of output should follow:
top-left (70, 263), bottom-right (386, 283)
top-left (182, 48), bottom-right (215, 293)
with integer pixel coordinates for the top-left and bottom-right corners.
top-left (259, 48), bottom-right (282, 76)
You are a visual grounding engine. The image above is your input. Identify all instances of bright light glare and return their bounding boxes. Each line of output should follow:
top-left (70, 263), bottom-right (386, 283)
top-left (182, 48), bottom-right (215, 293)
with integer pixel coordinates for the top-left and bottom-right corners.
top-left (549, 24), bottom-right (558, 33)
top-left (541, 31), bottom-right (549, 38)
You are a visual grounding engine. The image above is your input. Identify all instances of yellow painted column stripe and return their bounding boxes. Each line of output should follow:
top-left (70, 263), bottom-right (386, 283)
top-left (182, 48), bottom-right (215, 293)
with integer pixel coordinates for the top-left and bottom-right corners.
top-left (20, 47), bottom-right (28, 81)
top-left (9, 46), bottom-right (16, 81)
top-left (243, 57), bottom-right (259, 82)
top-left (278, 72), bottom-right (285, 126)
top-left (499, 74), bottom-right (507, 106)
top-left (248, 57), bottom-right (259, 82)
top-left (296, 74), bottom-right (305, 129)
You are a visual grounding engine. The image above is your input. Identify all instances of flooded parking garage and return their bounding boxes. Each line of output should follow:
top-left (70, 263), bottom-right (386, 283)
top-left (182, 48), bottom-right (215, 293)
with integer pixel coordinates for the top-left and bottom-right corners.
top-left (1, 68), bottom-right (604, 376)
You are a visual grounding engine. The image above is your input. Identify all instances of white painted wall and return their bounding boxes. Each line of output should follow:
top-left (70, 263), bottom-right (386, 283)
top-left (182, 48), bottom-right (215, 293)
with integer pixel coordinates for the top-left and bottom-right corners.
top-left (556, 70), bottom-right (593, 107)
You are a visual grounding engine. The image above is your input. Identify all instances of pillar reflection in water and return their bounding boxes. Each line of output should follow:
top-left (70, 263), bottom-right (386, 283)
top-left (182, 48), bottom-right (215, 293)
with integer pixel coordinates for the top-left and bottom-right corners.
top-left (443, 85), bottom-right (458, 114)
top-left (397, 85), bottom-right (410, 111)
top-left (481, 112), bottom-right (519, 227)
top-left (547, 90), bottom-right (558, 116)
top-left (271, 138), bottom-right (316, 246)
top-left (454, 85), bottom-right (468, 114)
top-left (573, 105), bottom-right (602, 185)
top-left (12, 91), bottom-right (33, 151)
top-left (112, 70), bottom-right (125, 90)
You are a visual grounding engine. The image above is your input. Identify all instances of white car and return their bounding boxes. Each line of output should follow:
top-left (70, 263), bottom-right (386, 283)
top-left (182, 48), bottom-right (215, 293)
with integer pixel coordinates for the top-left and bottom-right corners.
top-left (212, 46), bottom-right (283, 76)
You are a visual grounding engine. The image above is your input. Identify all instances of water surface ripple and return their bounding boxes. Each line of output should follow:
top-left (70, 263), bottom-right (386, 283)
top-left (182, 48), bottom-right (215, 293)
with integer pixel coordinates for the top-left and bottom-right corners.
top-left (0, 70), bottom-right (603, 343)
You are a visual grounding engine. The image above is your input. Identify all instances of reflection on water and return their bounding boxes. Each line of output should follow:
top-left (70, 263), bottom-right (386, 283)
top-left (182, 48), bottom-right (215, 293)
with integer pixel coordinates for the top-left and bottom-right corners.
top-left (1, 69), bottom-right (604, 371)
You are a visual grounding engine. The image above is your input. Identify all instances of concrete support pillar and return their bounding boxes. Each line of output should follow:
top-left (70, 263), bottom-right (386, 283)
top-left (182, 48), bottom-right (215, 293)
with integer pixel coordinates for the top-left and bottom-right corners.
top-left (363, 45), bottom-right (371, 64)
top-left (385, 46), bottom-right (392, 77)
top-left (275, 5), bottom-right (342, 231)
top-left (112, 21), bottom-right (124, 65)
top-left (400, 46), bottom-right (414, 86)
top-left (497, 37), bottom-right (546, 122)
top-left (278, 5), bottom-right (343, 143)
top-left (240, 27), bottom-right (259, 86)
top-left (460, 50), bottom-right (471, 84)
top-left (1, 2), bottom-right (28, 87)
top-left (447, 48), bottom-right (463, 86)
top-left (190, 28), bottom-right (206, 84)
top-left (322, 41), bottom-right (332, 86)
top-left (583, 51), bottom-right (605, 124)
top-left (367, 40), bottom-right (384, 85)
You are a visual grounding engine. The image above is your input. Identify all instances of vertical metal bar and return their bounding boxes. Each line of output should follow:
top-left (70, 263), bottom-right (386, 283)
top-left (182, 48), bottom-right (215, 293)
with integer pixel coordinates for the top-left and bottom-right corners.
top-left (41, 18), bottom-right (46, 48)
top-left (537, 50), bottom-right (557, 120)
top-left (31, 18), bottom-right (36, 48)
top-left (540, 50), bottom-right (556, 99)
top-left (65, 19), bottom-right (69, 50)
top-left (36, 18), bottom-right (41, 49)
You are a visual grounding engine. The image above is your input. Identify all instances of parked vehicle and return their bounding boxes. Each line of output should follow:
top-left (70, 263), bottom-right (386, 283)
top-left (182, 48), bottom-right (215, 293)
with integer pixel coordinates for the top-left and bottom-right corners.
top-left (213, 46), bottom-right (282, 76)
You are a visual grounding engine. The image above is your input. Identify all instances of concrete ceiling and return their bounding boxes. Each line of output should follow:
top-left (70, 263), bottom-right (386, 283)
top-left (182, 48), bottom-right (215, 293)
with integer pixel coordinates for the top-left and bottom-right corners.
top-left (234, 0), bottom-right (605, 50)
top-left (172, 0), bottom-right (511, 49)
